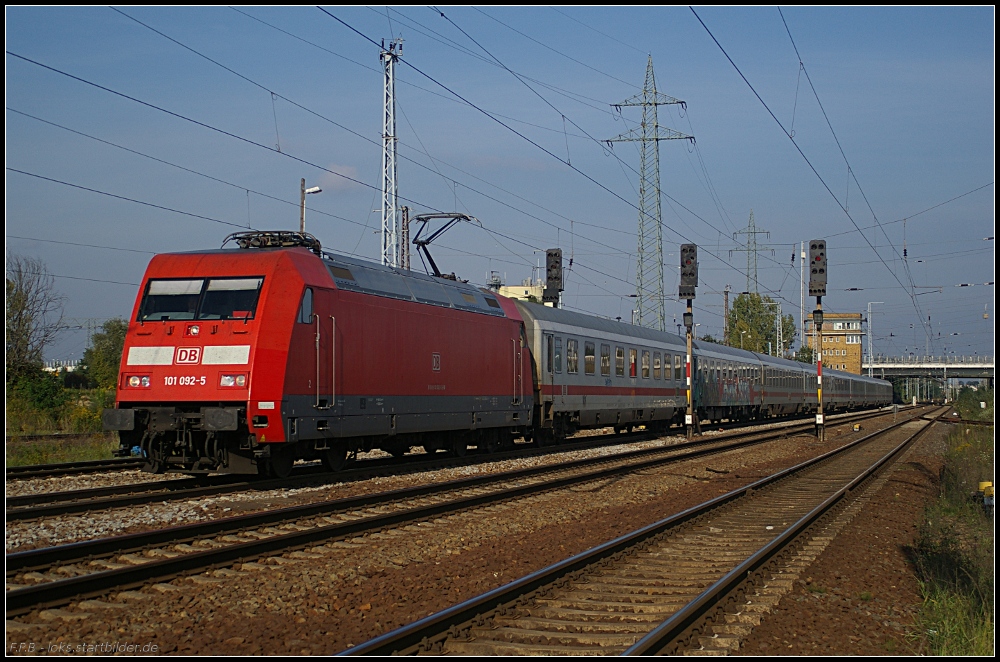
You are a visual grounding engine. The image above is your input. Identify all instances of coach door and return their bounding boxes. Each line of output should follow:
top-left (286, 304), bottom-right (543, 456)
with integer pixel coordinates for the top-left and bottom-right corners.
top-left (512, 323), bottom-right (525, 406)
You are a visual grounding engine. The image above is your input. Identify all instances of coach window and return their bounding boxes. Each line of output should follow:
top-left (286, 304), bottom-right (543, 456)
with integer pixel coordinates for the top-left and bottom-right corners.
top-left (629, 349), bottom-right (638, 378)
top-left (600, 344), bottom-right (611, 376)
top-left (554, 337), bottom-right (563, 373)
top-left (674, 354), bottom-right (682, 381)
top-left (641, 350), bottom-right (650, 379)
top-left (584, 342), bottom-right (596, 375)
top-left (653, 352), bottom-right (661, 380)
top-left (298, 287), bottom-right (313, 323)
top-left (546, 335), bottom-right (554, 374)
top-left (567, 339), bottom-right (578, 374)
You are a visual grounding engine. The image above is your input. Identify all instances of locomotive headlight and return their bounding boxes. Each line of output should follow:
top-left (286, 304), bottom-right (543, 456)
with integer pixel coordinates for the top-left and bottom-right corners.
top-left (220, 374), bottom-right (247, 388)
top-left (127, 375), bottom-right (151, 388)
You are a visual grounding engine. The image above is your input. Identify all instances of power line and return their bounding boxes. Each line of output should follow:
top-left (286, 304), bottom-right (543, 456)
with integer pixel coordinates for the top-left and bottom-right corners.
top-left (7, 167), bottom-right (250, 230)
top-left (7, 106), bottom-right (367, 230)
top-left (689, 9), bottom-right (928, 323)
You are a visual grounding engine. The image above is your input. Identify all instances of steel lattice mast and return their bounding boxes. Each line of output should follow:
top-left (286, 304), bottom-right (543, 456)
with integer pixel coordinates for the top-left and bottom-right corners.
top-left (608, 56), bottom-right (692, 331)
top-left (380, 39), bottom-right (402, 267)
top-left (730, 210), bottom-right (773, 294)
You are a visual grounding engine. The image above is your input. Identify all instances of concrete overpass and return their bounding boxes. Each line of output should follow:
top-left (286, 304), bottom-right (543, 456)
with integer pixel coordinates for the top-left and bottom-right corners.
top-left (864, 355), bottom-right (994, 381)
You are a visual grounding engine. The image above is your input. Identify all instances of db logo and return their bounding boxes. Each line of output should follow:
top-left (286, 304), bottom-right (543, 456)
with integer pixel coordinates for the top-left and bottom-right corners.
top-left (175, 347), bottom-right (202, 364)
top-left (431, 353), bottom-right (441, 372)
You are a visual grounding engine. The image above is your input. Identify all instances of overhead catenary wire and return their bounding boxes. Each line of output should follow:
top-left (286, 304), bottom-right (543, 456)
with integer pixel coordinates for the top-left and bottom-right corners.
top-left (320, 8), bottom-right (805, 315)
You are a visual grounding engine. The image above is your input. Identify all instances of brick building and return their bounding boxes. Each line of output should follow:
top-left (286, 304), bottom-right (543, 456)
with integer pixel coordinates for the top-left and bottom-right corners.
top-left (804, 312), bottom-right (864, 374)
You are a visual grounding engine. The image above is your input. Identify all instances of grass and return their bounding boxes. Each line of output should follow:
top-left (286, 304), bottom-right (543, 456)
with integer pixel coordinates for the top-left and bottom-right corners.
top-left (910, 425), bottom-right (994, 656)
top-left (5, 434), bottom-right (120, 467)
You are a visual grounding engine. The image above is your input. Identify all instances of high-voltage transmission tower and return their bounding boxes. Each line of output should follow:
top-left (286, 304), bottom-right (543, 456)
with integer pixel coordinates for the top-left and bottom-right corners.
top-left (608, 56), bottom-right (693, 331)
top-left (380, 38), bottom-right (403, 267)
top-left (730, 209), bottom-right (773, 294)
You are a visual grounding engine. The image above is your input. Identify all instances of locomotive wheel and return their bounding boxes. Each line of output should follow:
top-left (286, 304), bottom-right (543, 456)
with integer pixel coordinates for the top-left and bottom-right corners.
top-left (450, 436), bottom-right (468, 458)
top-left (145, 447), bottom-right (167, 474)
top-left (480, 430), bottom-right (501, 454)
top-left (268, 446), bottom-right (295, 479)
top-left (320, 445), bottom-right (348, 472)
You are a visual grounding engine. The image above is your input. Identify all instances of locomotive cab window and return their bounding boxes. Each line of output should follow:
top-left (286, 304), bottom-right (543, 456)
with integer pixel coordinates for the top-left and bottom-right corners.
top-left (199, 278), bottom-right (263, 320)
top-left (298, 287), bottom-right (314, 323)
top-left (139, 279), bottom-right (203, 321)
top-left (139, 277), bottom-right (263, 321)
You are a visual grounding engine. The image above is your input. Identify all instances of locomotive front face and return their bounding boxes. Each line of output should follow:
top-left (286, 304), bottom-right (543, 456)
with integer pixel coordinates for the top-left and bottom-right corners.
top-left (122, 276), bottom-right (261, 399)
top-left (104, 249), bottom-right (297, 475)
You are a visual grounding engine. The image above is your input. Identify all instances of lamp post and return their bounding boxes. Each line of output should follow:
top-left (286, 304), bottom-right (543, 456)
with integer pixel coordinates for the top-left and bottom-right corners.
top-left (740, 330), bottom-right (746, 349)
top-left (867, 302), bottom-right (883, 377)
top-left (300, 178), bottom-right (322, 233)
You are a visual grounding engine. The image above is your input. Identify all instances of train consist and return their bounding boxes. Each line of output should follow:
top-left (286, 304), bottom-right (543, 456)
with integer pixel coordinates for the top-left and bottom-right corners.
top-left (103, 231), bottom-right (892, 477)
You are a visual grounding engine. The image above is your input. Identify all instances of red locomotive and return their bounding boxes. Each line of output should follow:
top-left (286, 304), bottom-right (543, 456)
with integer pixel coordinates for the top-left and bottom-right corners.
top-left (103, 231), bottom-right (533, 477)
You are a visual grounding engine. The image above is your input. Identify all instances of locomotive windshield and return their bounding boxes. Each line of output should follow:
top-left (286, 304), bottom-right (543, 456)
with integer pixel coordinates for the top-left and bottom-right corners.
top-left (139, 277), bottom-right (264, 321)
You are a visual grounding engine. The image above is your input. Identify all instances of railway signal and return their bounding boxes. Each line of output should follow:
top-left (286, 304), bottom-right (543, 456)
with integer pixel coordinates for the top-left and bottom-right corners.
top-left (543, 248), bottom-right (563, 306)
top-left (679, 244), bottom-right (698, 299)
top-left (679, 244), bottom-right (700, 439)
top-left (809, 239), bottom-right (827, 440)
top-left (808, 240), bottom-right (827, 297)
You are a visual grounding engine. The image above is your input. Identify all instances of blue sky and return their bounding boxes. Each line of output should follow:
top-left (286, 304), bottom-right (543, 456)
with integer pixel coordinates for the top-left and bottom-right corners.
top-left (6, 6), bottom-right (995, 362)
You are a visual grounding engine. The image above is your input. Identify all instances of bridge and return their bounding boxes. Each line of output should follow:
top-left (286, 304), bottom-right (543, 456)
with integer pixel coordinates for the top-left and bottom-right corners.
top-left (864, 355), bottom-right (994, 381)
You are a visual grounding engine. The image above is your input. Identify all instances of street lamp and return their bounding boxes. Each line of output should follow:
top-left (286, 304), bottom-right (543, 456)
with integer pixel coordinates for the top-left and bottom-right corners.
top-left (300, 178), bottom-right (322, 233)
top-left (740, 330), bottom-right (746, 349)
top-left (867, 302), bottom-right (883, 377)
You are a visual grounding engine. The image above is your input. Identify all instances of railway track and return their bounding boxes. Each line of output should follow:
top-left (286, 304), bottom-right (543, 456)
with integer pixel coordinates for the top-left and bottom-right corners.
top-left (342, 406), bottom-right (947, 655)
top-left (5, 408), bottom-right (897, 522)
top-left (5, 457), bottom-right (146, 479)
top-left (4, 407), bottom-right (915, 616)
top-left (5, 406), bottom-right (901, 481)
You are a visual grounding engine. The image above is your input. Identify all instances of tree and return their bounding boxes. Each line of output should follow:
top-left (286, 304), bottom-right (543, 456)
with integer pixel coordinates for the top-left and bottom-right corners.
top-left (793, 345), bottom-right (816, 364)
top-left (80, 318), bottom-right (128, 389)
top-left (6, 255), bottom-right (65, 382)
top-left (724, 293), bottom-right (796, 356)
top-left (699, 333), bottom-right (721, 344)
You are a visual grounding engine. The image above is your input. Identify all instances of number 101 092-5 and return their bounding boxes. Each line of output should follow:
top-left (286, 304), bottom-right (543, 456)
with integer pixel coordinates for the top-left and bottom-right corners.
top-left (164, 375), bottom-right (206, 386)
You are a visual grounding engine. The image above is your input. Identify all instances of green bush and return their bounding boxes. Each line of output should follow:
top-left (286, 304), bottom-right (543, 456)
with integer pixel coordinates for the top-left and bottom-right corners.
top-left (5, 380), bottom-right (114, 436)
top-left (912, 427), bottom-right (994, 655)
top-left (953, 386), bottom-right (994, 421)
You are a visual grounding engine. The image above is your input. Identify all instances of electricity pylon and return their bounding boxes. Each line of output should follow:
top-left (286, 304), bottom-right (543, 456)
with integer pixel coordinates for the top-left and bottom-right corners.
top-left (608, 56), bottom-right (693, 331)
